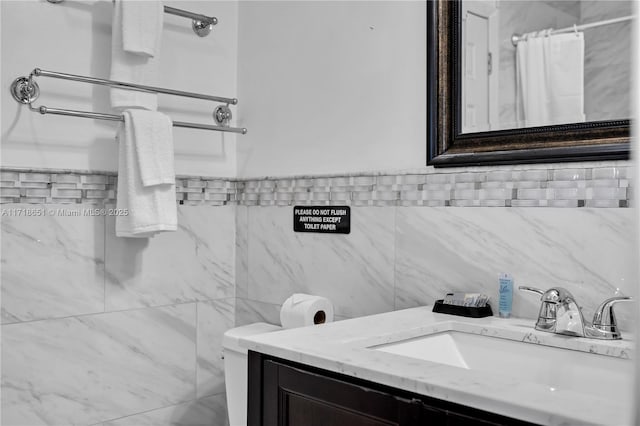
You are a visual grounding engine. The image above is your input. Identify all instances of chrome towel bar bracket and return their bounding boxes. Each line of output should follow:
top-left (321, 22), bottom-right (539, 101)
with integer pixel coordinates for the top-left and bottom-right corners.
top-left (46, 0), bottom-right (218, 37)
top-left (10, 76), bottom-right (40, 105)
top-left (10, 68), bottom-right (247, 134)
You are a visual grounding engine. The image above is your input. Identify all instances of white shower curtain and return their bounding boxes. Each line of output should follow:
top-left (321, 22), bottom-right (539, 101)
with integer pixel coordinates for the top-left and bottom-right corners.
top-left (516, 30), bottom-right (586, 127)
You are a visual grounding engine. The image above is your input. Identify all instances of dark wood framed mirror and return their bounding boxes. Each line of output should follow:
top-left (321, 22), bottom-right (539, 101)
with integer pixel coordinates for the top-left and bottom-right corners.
top-left (427, 0), bottom-right (631, 167)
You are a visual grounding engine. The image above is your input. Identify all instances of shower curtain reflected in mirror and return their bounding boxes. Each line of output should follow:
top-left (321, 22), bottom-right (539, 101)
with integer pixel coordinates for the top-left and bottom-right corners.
top-left (516, 31), bottom-right (586, 127)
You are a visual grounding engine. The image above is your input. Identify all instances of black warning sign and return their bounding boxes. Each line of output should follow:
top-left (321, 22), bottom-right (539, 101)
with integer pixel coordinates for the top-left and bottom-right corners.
top-left (293, 206), bottom-right (350, 234)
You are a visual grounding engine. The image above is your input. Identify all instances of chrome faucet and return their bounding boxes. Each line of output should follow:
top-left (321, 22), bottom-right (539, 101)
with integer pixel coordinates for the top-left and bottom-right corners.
top-left (519, 286), bottom-right (632, 340)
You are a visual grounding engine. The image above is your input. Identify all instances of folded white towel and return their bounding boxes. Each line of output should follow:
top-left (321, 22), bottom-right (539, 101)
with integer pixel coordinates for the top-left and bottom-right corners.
top-left (127, 109), bottom-right (175, 186)
top-left (116, 110), bottom-right (177, 238)
top-left (122, 0), bottom-right (163, 57)
top-left (110, 0), bottom-right (161, 111)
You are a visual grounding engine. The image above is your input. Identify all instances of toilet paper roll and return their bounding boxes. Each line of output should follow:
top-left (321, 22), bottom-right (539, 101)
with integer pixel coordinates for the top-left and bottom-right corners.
top-left (279, 293), bottom-right (334, 329)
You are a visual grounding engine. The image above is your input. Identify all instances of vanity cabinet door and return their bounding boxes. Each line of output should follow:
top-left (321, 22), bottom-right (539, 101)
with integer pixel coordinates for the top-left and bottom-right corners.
top-left (446, 412), bottom-right (503, 426)
top-left (260, 359), bottom-right (446, 426)
top-left (248, 352), bottom-right (538, 426)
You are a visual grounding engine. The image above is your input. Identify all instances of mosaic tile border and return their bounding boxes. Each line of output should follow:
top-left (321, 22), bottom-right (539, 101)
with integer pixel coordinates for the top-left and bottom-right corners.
top-left (0, 164), bottom-right (633, 208)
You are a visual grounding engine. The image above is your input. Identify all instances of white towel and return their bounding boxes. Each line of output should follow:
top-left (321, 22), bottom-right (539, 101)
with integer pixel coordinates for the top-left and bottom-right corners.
top-left (110, 0), bottom-right (162, 111)
top-left (122, 0), bottom-right (163, 57)
top-left (128, 109), bottom-right (175, 186)
top-left (116, 110), bottom-right (177, 238)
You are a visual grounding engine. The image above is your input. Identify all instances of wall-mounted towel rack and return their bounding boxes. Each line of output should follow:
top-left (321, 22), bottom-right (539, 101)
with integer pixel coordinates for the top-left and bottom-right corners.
top-left (47, 0), bottom-right (218, 37)
top-left (11, 68), bottom-right (247, 134)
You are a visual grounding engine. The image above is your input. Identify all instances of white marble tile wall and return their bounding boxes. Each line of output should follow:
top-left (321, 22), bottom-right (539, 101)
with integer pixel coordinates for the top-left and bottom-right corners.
top-left (1, 205), bottom-right (234, 426)
top-left (100, 394), bottom-right (228, 426)
top-left (2, 305), bottom-right (196, 426)
top-left (104, 207), bottom-right (235, 310)
top-left (2, 164), bottom-right (633, 208)
top-left (235, 298), bottom-right (282, 327)
top-left (245, 206), bottom-right (396, 319)
top-left (197, 298), bottom-right (235, 399)
top-left (582, 0), bottom-right (632, 122)
top-left (237, 205), bottom-right (636, 334)
top-left (1, 205), bottom-right (105, 323)
top-left (395, 207), bottom-right (636, 329)
top-left (235, 206), bottom-right (249, 299)
top-left (2, 165), bottom-right (636, 424)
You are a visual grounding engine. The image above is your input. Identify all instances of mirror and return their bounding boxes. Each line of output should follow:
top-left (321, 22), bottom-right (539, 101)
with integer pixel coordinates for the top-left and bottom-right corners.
top-left (427, 0), bottom-right (631, 167)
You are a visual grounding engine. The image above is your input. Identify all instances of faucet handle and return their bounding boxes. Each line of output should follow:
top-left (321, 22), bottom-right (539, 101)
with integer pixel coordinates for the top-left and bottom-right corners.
top-left (518, 286), bottom-right (583, 335)
top-left (518, 286), bottom-right (544, 297)
top-left (591, 296), bottom-right (633, 332)
top-left (518, 286), bottom-right (575, 303)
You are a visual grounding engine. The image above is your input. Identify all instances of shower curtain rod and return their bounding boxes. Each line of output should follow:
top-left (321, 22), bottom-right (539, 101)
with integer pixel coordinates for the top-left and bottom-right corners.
top-left (511, 15), bottom-right (634, 46)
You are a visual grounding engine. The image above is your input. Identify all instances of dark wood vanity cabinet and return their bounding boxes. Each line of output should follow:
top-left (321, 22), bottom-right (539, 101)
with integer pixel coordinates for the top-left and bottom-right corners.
top-left (248, 351), bottom-right (539, 426)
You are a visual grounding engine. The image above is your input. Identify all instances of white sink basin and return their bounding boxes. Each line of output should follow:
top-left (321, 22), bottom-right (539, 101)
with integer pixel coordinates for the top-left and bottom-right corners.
top-left (372, 331), bottom-right (631, 400)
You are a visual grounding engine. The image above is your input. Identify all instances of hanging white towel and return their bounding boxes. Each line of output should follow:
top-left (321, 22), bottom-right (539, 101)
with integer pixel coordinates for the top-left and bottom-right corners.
top-left (116, 110), bottom-right (177, 238)
top-left (122, 0), bottom-right (163, 57)
top-left (110, 0), bottom-right (162, 111)
top-left (128, 109), bottom-right (175, 186)
top-left (516, 31), bottom-right (585, 127)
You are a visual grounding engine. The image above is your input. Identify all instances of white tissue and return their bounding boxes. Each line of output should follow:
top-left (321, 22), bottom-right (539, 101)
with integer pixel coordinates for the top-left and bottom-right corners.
top-left (279, 294), bottom-right (334, 329)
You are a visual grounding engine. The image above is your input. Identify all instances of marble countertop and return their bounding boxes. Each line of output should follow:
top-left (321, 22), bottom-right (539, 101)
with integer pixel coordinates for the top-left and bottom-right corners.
top-left (240, 306), bottom-right (635, 426)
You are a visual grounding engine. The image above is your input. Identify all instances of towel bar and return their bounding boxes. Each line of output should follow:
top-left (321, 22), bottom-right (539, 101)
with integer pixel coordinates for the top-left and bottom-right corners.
top-left (28, 68), bottom-right (237, 104)
top-left (26, 104), bottom-right (247, 134)
top-left (10, 68), bottom-right (247, 134)
top-left (47, 0), bottom-right (218, 37)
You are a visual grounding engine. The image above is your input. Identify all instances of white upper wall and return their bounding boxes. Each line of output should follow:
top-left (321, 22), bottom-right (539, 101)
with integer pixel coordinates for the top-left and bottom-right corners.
top-left (3, 1), bottom-right (427, 178)
top-left (1, 0), bottom-right (239, 177)
top-left (236, 1), bottom-right (427, 177)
